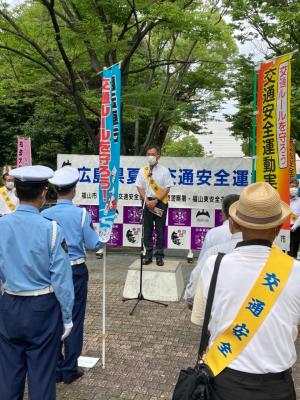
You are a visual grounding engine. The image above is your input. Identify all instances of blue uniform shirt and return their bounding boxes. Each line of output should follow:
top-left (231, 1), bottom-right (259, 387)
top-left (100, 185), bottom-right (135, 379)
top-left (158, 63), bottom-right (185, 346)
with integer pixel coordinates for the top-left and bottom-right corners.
top-left (42, 200), bottom-right (102, 261)
top-left (0, 205), bottom-right (74, 324)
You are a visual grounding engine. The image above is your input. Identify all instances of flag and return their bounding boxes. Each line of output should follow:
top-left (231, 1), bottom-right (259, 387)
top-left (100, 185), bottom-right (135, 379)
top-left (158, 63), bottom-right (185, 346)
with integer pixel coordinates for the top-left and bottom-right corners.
top-left (98, 63), bottom-right (121, 242)
top-left (290, 140), bottom-right (296, 179)
top-left (256, 53), bottom-right (292, 234)
top-left (17, 137), bottom-right (32, 167)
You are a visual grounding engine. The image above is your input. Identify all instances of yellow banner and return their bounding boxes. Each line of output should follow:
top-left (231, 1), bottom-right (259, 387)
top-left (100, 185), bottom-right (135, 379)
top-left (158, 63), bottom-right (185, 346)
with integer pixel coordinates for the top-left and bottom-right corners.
top-left (290, 140), bottom-right (296, 178)
top-left (256, 54), bottom-right (292, 230)
top-left (0, 187), bottom-right (16, 212)
top-left (143, 166), bottom-right (168, 204)
top-left (204, 246), bottom-right (294, 376)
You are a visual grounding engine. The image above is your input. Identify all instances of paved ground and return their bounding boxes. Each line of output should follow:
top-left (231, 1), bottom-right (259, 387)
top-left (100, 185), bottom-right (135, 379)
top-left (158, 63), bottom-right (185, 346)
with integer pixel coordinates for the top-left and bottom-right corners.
top-left (26, 249), bottom-right (300, 399)
top-left (56, 250), bottom-right (201, 400)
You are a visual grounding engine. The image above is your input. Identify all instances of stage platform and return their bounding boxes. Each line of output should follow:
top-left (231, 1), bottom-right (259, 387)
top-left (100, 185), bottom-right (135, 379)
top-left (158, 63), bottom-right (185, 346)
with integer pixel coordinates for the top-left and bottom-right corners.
top-left (123, 258), bottom-right (184, 302)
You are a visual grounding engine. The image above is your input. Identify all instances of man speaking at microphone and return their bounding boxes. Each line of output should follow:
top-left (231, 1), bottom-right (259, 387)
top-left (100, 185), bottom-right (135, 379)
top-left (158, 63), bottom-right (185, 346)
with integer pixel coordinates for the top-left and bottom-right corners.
top-left (136, 145), bottom-right (173, 266)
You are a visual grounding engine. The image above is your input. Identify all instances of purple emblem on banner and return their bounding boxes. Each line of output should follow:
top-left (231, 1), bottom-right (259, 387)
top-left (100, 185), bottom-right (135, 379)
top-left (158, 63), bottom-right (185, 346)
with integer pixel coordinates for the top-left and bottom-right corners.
top-left (215, 209), bottom-right (223, 227)
top-left (168, 208), bottom-right (191, 226)
top-left (152, 227), bottom-right (168, 247)
top-left (191, 227), bottom-right (210, 250)
top-left (123, 206), bottom-right (142, 224)
top-left (107, 224), bottom-right (123, 246)
top-left (79, 205), bottom-right (99, 223)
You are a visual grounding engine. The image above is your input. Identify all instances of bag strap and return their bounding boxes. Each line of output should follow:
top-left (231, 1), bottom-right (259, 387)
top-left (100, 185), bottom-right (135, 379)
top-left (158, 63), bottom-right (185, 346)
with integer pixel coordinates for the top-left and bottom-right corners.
top-left (198, 252), bottom-right (225, 361)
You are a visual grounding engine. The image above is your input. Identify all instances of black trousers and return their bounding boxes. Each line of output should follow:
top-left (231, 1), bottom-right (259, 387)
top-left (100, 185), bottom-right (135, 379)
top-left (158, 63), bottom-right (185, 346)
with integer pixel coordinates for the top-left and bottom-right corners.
top-left (143, 200), bottom-right (168, 258)
top-left (0, 293), bottom-right (62, 400)
top-left (213, 367), bottom-right (296, 400)
top-left (57, 263), bottom-right (88, 382)
top-left (289, 228), bottom-right (300, 258)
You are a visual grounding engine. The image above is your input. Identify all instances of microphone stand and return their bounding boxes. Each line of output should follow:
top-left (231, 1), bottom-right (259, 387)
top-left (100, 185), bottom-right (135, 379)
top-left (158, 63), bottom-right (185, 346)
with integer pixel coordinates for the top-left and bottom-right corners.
top-left (123, 169), bottom-right (168, 316)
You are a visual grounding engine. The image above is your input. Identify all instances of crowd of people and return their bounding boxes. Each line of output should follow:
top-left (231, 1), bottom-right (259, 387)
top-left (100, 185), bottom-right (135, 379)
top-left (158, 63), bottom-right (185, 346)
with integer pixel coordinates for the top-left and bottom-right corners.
top-left (1, 153), bottom-right (300, 399)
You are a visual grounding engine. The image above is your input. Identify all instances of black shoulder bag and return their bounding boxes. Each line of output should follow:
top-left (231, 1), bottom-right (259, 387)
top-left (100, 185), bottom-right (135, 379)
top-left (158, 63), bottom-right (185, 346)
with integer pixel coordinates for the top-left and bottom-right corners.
top-left (172, 253), bottom-right (225, 400)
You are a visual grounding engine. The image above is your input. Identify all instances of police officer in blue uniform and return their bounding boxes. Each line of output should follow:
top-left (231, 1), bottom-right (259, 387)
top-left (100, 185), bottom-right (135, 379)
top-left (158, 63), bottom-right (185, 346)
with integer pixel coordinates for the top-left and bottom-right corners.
top-left (0, 165), bottom-right (74, 400)
top-left (42, 166), bottom-right (103, 384)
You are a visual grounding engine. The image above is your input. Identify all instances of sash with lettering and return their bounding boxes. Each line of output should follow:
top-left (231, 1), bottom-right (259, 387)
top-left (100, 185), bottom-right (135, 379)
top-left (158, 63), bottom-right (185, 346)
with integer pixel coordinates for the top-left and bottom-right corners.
top-left (0, 187), bottom-right (16, 212)
top-left (98, 63), bottom-right (121, 242)
top-left (142, 165), bottom-right (168, 204)
top-left (203, 246), bottom-right (294, 376)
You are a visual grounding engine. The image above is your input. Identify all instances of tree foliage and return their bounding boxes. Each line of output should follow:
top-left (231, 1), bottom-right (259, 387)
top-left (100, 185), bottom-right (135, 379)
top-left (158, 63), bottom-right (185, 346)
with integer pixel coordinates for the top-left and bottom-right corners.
top-left (225, 55), bottom-right (254, 156)
top-left (0, 0), bottom-right (236, 166)
top-left (225, 0), bottom-right (300, 154)
top-left (162, 130), bottom-right (204, 156)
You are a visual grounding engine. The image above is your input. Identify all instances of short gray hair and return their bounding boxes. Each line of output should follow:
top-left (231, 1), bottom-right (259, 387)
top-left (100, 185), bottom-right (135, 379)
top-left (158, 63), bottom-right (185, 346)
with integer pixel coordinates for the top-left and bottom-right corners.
top-left (290, 176), bottom-right (299, 186)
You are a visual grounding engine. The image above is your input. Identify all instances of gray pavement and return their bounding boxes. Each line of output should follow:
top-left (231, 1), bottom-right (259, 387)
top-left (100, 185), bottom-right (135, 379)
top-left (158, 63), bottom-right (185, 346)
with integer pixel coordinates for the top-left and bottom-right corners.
top-left (27, 250), bottom-right (300, 399)
top-left (57, 250), bottom-right (201, 400)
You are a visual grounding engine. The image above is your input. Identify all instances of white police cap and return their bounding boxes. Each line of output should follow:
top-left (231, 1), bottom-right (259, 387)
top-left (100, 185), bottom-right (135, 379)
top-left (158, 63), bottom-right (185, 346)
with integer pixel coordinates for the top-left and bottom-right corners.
top-left (49, 166), bottom-right (79, 188)
top-left (10, 165), bottom-right (54, 182)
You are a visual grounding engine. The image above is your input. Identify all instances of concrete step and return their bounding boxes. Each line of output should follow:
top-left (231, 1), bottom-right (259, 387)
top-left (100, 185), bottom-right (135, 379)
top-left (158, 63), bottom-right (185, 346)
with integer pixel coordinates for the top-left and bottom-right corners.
top-left (123, 259), bottom-right (184, 302)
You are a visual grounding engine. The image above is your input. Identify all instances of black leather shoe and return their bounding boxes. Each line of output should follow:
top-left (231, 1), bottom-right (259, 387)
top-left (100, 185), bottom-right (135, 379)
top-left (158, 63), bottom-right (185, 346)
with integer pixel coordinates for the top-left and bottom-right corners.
top-left (156, 257), bottom-right (164, 266)
top-left (143, 257), bottom-right (152, 265)
top-left (64, 367), bottom-right (84, 384)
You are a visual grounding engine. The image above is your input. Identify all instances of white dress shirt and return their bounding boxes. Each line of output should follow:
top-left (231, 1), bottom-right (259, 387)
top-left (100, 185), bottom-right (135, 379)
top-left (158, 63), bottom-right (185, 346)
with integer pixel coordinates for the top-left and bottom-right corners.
top-left (0, 187), bottom-right (19, 216)
top-left (184, 231), bottom-right (242, 302)
top-left (192, 242), bottom-right (300, 373)
top-left (198, 221), bottom-right (231, 257)
top-left (135, 163), bottom-right (173, 198)
top-left (290, 197), bottom-right (300, 226)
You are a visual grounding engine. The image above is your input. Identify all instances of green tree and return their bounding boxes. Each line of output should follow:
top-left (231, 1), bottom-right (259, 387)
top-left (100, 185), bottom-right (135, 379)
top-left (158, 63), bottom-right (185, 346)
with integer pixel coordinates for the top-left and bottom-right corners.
top-left (0, 0), bottom-right (237, 160)
top-left (0, 101), bottom-right (33, 167)
top-left (225, 55), bottom-right (255, 156)
top-left (162, 131), bottom-right (204, 157)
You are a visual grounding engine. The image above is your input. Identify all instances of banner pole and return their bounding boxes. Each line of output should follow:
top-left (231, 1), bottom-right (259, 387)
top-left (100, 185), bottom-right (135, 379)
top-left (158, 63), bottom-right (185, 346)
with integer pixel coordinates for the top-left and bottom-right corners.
top-left (251, 66), bottom-right (258, 183)
top-left (102, 244), bottom-right (106, 369)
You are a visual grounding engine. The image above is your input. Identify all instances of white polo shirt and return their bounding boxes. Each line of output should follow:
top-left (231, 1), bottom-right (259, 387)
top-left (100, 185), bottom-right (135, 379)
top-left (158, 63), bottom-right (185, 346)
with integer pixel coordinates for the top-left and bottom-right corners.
top-left (0, 187), bottom-right (19, 216)
top-left (135, 163), bottom-right (173, 198)
top-left (184, 231), bottom-right (242, 302)
top-left (192, 241), bottom-right (300, 373)
top-left (198, 221), bottom-right (231, 257)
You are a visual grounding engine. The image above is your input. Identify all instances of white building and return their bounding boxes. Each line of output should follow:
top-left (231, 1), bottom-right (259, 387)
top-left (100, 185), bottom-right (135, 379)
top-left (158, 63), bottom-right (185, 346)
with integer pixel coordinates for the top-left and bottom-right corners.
top-left (195, 121), bottom-right (244, 157)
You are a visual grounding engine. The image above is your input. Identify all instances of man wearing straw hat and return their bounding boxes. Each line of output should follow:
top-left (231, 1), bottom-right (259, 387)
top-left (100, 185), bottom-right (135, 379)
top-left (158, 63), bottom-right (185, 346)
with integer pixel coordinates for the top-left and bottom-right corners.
top-left (192, 182), bottom-right (299, 399)
top-left (42, 166), bottom-right (103, 384)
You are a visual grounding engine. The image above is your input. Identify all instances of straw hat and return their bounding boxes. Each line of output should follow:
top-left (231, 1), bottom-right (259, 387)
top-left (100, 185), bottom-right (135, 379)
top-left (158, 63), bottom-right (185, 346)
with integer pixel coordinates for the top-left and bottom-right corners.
top-left (229, 182), bottom-right (291, 230)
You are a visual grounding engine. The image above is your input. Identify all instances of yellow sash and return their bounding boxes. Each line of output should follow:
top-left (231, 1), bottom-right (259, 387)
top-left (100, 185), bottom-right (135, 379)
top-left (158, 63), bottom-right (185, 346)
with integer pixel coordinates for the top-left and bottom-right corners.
top-left (0, 187), bottom-right (16, 212)
top-left (204, 246), bottom-right (294, 376)
top-left (143, 166), bottom-right (168, 204)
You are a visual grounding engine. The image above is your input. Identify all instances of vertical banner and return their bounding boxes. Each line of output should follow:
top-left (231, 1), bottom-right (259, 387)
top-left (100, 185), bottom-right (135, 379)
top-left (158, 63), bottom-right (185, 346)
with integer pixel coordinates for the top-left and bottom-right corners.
top-left (290, 140), bottom-right (296, 178)
top-left (98, 64), bottom-right (121, 242)
top-left (17, 137), bottom-right (32, 167)
top-left (256, 53), bottom-right (292, 249)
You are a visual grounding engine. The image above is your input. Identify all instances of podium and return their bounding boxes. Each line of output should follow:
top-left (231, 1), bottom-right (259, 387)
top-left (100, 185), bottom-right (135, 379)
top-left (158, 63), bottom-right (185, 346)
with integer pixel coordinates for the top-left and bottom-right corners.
top-left (123, 259), bottom-right (184, 302)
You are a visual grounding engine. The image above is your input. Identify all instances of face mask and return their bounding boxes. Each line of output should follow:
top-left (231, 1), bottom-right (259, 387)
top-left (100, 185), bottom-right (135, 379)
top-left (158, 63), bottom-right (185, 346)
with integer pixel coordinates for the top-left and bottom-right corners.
top-left (5, 182), bottom-right (14, 190)
top-left (290, 187), bottom-right (298, 197)
top-left (147, 155), bottom-right (157, 166)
